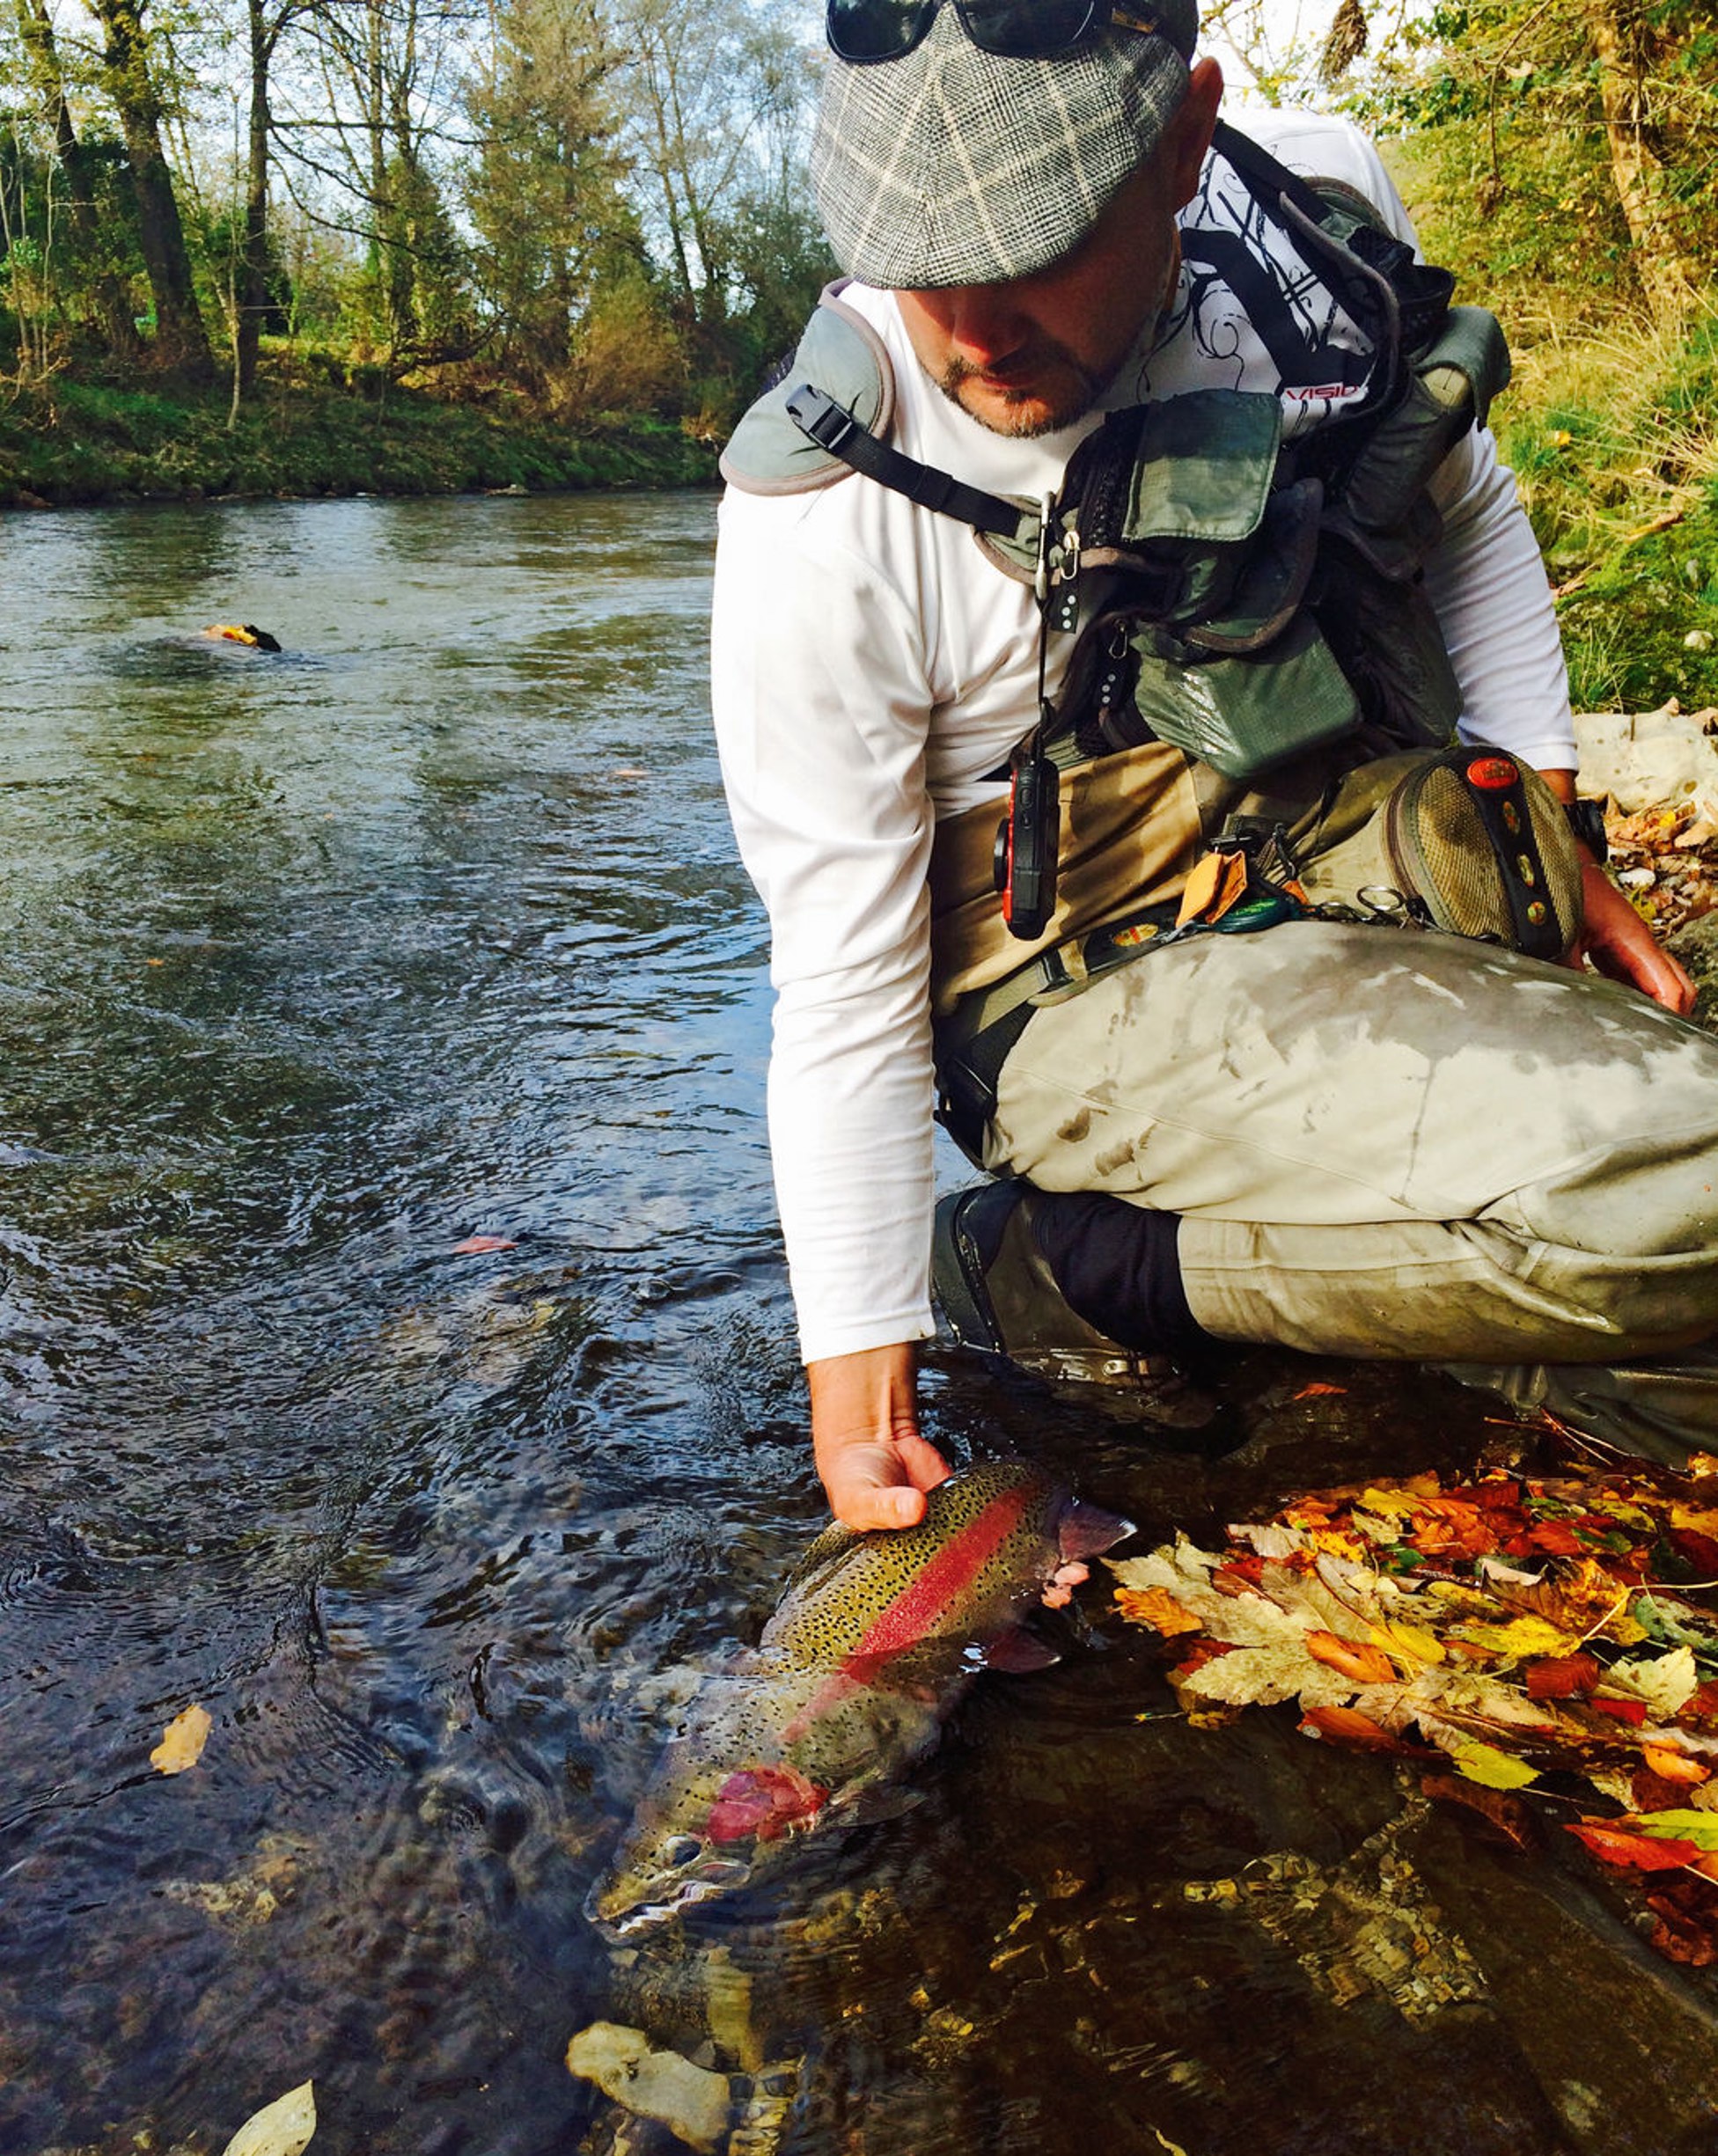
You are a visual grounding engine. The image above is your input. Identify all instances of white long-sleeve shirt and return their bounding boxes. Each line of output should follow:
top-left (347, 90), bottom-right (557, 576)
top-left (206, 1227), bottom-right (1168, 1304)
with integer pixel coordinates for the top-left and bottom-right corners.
top-left (709, 110), bottom-right (1575, 1365)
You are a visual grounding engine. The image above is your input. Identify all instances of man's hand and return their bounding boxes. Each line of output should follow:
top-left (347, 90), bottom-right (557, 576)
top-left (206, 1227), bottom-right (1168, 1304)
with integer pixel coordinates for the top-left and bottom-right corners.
top-left (808, 1343), bottom-right (951, 1530)
top-left (1538, 767), bottom-right (1697, 1015)
top-left (1573, 856), bottom-right (1697, 1015)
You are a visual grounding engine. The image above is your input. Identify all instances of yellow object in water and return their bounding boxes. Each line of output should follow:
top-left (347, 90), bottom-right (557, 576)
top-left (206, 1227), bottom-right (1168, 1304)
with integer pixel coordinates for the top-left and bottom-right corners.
top-left (203, 623), bottom-right (282, 651)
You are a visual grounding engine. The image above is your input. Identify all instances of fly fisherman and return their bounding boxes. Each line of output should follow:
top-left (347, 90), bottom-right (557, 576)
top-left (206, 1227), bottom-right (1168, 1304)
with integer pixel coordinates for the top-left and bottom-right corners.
top-left (710, 0), bottom-right (1718, 1530)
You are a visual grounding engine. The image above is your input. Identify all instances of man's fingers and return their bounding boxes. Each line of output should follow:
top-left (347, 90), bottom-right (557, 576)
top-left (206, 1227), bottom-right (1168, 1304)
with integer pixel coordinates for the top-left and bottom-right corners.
top-left (832, 1479), bottom-right (929, 1532)
top-left (896, 1431), bottom-right (954, 1492)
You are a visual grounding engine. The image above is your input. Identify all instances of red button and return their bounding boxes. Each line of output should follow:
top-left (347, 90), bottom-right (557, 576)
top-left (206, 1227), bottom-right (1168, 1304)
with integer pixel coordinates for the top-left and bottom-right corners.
top-left (1467, 755), bottom-right (1519, 789)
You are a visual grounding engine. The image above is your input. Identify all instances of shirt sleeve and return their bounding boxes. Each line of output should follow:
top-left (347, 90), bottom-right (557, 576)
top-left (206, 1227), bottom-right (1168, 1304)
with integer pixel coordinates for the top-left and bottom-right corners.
top-left (709, 482), bottom-right (941, 1363)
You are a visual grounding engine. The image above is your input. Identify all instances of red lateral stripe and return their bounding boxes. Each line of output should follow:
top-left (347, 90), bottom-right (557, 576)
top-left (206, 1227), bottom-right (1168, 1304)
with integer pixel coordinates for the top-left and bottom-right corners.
top-left (838, 1481), bottom-right (1035, 1673)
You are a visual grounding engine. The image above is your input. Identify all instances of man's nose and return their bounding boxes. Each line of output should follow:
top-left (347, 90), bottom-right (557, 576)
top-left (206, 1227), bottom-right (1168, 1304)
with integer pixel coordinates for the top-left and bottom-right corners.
top-left (930, 283), bottom-right (1030, 362)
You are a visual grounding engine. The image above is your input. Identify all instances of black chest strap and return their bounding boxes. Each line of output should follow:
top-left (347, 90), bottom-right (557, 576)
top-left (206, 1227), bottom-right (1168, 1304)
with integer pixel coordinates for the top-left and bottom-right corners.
top-left (784, 383), bottom-right (1026, 537)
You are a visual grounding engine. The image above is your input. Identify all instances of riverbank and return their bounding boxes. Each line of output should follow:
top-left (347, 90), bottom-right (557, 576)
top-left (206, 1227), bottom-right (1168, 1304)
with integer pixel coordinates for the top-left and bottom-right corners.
top-left (0, 372), bottom-right (717, 509)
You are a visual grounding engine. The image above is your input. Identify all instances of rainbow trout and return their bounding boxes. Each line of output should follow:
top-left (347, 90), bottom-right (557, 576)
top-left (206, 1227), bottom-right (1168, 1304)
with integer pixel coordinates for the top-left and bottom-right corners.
top-left (586, 1461), bottom-right (1132, 1936)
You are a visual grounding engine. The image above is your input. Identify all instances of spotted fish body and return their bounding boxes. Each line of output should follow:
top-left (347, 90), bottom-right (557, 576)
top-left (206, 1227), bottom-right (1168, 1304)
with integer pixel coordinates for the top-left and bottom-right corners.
top-left (587, 1462), bottom-right (1132, 1936)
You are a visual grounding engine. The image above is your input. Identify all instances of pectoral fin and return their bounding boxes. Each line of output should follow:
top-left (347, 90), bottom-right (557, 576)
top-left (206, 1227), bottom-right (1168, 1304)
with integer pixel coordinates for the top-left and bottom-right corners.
top-left (1059, 1500), bottom-right (1135, 1562)
top-left (978, 1626), bottom-right (1062, 1675)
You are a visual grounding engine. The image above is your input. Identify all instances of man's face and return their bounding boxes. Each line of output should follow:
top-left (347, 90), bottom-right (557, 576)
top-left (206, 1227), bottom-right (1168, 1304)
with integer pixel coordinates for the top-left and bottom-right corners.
top-left (895, 57), bottom-right (1222, 438)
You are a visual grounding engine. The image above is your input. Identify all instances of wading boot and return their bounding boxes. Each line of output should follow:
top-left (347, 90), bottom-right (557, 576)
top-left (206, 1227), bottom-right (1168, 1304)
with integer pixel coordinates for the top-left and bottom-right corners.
top-left (931, 1181), bottom-right (1223, 1431)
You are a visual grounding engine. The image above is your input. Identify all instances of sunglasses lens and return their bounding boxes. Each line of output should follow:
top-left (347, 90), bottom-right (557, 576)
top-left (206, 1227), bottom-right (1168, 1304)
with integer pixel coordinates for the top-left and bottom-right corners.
top-left (954, 0), bottom-right (1102, 55)
top-left (826, 0), bottom-right (938, 59)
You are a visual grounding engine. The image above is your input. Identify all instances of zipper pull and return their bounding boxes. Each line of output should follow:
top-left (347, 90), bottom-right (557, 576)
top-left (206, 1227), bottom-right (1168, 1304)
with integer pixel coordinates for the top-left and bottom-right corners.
top-left (1033, 490), bottom-right (1055, 607)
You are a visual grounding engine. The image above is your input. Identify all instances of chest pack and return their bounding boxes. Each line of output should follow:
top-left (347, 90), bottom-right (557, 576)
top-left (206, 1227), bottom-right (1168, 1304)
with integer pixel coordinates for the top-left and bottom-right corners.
top-left (724, 122), bottom-right (1510, 814)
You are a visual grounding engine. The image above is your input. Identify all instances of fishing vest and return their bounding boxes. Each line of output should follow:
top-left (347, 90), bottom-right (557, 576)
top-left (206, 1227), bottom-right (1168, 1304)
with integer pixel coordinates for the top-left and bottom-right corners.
top-left (722, 121), bottom-right (1516, 1024)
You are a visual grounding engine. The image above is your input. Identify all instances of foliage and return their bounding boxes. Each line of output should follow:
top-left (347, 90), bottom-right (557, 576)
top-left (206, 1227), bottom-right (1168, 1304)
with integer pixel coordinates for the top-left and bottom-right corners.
top-left (0, 359), bottom-right (716, 505)
top-left (1112, 1437), bottom-right (1718, 1967)
top-left (1487, 312), bottom-right (1718, 710)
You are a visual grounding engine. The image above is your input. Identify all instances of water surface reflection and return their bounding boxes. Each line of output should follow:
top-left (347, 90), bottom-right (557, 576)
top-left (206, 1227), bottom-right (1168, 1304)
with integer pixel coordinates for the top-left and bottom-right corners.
top-left (1, 494), bottom-right (1714, 2156)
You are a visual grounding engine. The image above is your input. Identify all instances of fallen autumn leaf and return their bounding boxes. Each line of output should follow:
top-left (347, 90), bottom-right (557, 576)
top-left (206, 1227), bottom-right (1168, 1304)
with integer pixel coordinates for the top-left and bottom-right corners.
top-left (151, 1703), bottom-right (212, 1776)
top-left (219, 2079), bottom-right (316, 2156)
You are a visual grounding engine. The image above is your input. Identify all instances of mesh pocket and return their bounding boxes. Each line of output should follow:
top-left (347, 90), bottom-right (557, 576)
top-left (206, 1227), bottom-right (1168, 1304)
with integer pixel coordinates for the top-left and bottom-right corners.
top-left (1386, 750), bottom-right (1582, 959)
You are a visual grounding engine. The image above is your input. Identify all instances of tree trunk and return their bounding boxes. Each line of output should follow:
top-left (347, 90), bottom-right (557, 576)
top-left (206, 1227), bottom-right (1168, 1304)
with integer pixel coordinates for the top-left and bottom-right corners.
top-left (1580, 0), bottom-right (1700, 326)
top-left (93, 0), bottom-right (214, 377)
top-left (14, 0), bottom-right (139, 355)
top-left (236, 0), bottom-right (274, 398)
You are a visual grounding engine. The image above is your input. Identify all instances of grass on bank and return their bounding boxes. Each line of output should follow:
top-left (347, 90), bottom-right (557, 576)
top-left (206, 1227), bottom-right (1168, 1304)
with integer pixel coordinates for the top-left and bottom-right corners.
top-left (1494, 308), bottom-right (1718, 715)
top-left (5, 312), bottom-right (1717, 726)
top-left (0, 362), bottom-right (717, 510)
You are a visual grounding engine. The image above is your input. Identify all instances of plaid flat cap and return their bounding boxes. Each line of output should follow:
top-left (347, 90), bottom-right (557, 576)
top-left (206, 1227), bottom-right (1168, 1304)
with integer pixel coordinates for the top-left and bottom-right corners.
top-left (812, 1), bottom-right (1197, 289)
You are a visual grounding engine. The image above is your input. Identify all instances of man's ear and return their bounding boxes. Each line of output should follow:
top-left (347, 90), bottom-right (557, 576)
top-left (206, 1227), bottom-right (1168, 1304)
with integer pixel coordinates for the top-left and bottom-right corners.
top-left (1166, 56), bottom-right (1224, 211)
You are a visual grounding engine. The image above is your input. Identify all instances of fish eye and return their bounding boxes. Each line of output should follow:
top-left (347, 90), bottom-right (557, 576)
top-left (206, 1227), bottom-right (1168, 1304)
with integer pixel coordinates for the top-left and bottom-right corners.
top-left (662, 1835), bottom-right (704, 1869)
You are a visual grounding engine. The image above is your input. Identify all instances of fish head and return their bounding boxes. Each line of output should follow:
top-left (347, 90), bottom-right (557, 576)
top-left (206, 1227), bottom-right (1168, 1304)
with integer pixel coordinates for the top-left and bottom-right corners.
top-left (585, 1752), bottom-right (832, 1939)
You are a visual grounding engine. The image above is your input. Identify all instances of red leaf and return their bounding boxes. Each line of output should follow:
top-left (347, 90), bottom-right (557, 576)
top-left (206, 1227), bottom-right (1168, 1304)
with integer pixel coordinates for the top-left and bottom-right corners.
top-left (1565, 1821), bottom-right (1700, 1870)
top-left (1670, 1528), bottom-right (1718, 1575)
top-left (1210, 1557), bottom-right (1265, 1597)
top-left (1590, 1695), bottom-right (1650, 1726)
top-left (1292, 1382), bottom-right (1347, 1400)
top-left (451, 1235), bottom-right (517, 1255)
top-left (1526, 1521), bottom-right (1585, 1557)
top-left (1680, 1680), bottom-right (1718, 1728)
top-left (1526, 1653), bottom-right (1601, 1699)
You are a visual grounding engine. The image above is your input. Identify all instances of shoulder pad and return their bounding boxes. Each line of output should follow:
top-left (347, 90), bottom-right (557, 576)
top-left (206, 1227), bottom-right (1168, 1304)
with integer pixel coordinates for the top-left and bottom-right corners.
top-left (721, 282), bottom-right (897, 495)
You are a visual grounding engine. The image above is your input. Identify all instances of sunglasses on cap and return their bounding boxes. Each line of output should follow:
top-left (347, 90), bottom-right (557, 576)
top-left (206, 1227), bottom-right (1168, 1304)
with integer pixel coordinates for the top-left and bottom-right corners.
top-left (826, 0), bottom-right (1166, 64)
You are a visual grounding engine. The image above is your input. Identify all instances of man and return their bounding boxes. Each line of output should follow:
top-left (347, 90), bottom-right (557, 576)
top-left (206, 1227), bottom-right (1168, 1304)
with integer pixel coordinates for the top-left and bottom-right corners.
top-left (710, 0), bottom-right (1718, 1530)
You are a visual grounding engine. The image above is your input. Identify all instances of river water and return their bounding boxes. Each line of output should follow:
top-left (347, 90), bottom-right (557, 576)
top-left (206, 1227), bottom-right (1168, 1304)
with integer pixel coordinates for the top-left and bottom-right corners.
top-left (1, 493), bottom-right (1715, 2156)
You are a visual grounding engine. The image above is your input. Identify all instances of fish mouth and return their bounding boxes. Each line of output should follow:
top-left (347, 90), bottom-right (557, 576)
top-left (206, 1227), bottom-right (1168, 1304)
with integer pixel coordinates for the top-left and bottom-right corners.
top-left (584, 1859), bottom-right (752, 1941)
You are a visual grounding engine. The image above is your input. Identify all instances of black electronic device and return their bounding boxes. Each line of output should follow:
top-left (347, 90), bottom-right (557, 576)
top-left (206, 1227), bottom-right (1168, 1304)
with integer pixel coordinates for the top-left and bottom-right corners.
top-left (993, 744), bottom-right (1061, 940)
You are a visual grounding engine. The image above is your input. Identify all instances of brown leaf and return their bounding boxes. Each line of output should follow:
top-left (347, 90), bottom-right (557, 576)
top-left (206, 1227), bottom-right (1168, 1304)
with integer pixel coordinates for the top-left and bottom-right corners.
top-left (1420, 1772), bottom-right (1540, 1853)
top-left (1302, 1705), bottom-right (1428, 1756)
top-left (450, 1235), bottom-right (517, 1255)
top-left (1646, 1876), bottom-right (1718, 1967)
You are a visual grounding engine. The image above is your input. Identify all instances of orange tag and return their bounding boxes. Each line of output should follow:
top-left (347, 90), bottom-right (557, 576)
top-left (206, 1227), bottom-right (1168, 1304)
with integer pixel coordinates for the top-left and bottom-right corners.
top-left (1176, 849), bottom-right (1249, 928)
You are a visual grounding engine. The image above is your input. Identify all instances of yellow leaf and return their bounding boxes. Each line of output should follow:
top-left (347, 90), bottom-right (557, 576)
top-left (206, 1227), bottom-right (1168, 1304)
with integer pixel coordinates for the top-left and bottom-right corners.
top-left (151, 1703), bottom-right (212, 1776)
top-left (220, 2080), bottom-right (316, 2156)
top-left (1355, 1487), bottom-right (1423, 1519)
top-left (1450, 1616), bottom-right (1581, 1661)
top-left (1446, 1737), bottom-right (1541, 1790)
top-left (1369, 1619), bottom-right (1445, 1666)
